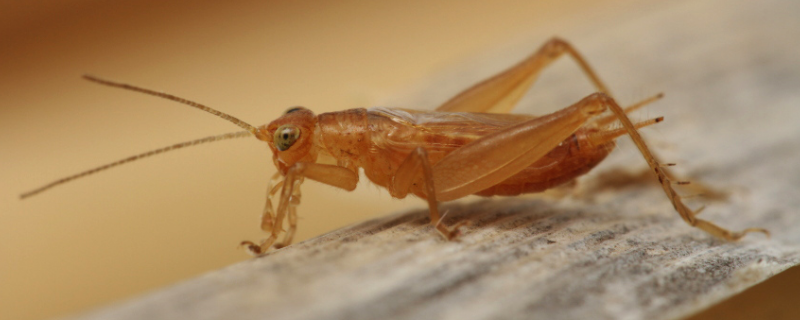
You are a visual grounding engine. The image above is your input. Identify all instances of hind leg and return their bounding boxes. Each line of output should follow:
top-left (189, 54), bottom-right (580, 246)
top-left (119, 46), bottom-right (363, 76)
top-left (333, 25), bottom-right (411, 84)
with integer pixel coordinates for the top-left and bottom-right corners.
top-left (436, 37), bottom-right (610, 114)
top-left (594, 94), bottom-right (768, 240)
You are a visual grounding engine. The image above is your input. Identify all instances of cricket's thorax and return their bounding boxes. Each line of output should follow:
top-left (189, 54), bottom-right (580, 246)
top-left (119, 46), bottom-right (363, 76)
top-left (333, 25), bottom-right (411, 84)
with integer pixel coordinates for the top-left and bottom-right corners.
top-left (360, 107), bottom-right (615, 198)
top-left (317, 108), bottom-right (371, 170)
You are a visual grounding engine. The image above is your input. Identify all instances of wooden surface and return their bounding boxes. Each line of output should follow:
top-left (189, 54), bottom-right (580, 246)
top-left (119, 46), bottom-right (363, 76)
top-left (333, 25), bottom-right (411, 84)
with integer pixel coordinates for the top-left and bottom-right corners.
top-left (67, 0), bottom-right (800, 319)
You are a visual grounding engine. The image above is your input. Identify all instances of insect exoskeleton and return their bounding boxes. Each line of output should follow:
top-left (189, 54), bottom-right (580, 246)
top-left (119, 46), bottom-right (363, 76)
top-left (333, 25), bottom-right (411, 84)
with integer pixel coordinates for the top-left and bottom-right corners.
top-left (22, 38), bottom-right (768, 256)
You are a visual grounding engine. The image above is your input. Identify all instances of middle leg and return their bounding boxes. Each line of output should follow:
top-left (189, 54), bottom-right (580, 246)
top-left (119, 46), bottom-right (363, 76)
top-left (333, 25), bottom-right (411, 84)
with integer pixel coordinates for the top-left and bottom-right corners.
top-left (392, 147), bottom-right (469, 239)
top-left (393, 93), bottom-right (614, 240)
top-left (432, 93), bottom-right (609, 201)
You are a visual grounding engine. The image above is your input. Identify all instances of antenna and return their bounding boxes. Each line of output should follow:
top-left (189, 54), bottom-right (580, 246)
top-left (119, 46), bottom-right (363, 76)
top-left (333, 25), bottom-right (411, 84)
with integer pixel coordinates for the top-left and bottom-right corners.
top-left (82, 75), bottom-right (267, 140)
top-left (21, 131), bottom-right (252, 199)
top-left (22, 75), bottom-right (267, 199)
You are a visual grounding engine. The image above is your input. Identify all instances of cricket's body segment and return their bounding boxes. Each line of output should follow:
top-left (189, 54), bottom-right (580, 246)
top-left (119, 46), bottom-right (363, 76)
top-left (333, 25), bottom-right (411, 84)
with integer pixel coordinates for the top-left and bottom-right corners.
top-left (313, 107), bottom-right (614, 200)
top-left (22, 37), bottom-right (769, 256)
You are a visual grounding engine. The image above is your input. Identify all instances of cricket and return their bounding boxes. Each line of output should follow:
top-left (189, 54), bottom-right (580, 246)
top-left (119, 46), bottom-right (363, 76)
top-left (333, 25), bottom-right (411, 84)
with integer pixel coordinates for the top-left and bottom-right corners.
top-left (21, 38), bottom-right (768, 255)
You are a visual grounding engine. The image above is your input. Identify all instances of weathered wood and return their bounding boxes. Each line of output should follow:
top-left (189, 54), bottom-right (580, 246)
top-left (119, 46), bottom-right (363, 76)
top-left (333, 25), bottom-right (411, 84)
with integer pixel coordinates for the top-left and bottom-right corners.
top-left (70, 0), bottom-right (800, 319)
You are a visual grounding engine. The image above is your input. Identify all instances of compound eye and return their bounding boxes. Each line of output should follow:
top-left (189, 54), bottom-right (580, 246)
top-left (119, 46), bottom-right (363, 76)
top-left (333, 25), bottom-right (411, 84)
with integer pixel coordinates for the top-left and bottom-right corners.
top-left (274, 125), bottom-right (301, 151)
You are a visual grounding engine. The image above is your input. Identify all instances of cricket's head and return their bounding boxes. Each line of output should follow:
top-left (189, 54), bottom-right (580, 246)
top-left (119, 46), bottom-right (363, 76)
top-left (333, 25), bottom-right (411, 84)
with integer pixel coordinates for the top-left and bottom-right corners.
top-left (260, 106), bottom-right (319, 174)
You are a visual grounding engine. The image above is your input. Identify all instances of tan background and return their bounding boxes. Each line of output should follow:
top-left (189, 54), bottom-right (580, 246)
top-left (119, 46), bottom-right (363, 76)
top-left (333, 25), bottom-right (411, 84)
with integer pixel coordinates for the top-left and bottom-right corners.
top-left (1, 1), bottom-right (797, 320)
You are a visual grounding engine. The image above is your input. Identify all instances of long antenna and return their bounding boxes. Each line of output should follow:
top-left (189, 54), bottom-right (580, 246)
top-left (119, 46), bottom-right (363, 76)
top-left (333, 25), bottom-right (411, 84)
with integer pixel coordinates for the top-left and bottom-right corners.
top-left (82, 75), bottom-right (267, 141)
top-left (21, 131), bottom-right (252, 199)
top-left (22, 75), bottom-right (269, 199)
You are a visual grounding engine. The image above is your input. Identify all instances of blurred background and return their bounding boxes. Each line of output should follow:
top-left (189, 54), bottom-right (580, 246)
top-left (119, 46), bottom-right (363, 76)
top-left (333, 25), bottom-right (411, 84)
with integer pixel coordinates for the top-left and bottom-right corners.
top-left (1, 1), bottom-right (798, 320)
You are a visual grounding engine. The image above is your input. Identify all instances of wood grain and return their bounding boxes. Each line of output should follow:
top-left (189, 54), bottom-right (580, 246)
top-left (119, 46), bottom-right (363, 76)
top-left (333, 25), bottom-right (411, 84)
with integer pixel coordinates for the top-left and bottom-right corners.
top-left (68, 0), bottom-right (800, 319)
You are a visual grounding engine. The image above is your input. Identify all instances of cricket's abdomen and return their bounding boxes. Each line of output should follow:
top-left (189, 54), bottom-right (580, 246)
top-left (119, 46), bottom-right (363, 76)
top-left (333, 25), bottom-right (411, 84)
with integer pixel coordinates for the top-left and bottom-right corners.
top-left (360, 107), bottom-right (614, 199)
top-left (473, 132), bottom-right (613, 197)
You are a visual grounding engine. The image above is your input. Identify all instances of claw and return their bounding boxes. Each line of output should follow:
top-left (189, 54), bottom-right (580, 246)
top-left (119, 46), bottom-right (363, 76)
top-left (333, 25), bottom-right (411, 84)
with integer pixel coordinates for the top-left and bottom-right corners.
top-left (443, 220), bottom-right (472, 240)
top-left (239, 240), bottom-right (262, 256)
top-left (729, 228), bottom-right (771, 241)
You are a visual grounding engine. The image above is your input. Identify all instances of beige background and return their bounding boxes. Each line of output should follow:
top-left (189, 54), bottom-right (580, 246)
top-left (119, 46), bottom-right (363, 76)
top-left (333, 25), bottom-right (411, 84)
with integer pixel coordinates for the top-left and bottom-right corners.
top-left (1, 1), bottom-right (797, 320)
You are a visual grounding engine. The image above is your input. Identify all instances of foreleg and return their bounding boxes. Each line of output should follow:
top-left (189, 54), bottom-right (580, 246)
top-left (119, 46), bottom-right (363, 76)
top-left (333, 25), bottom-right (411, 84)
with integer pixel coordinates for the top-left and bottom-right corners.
top-left (275, 185), bottom-right (301, 249)
top-left (242, 163), bottom-right (358, 255)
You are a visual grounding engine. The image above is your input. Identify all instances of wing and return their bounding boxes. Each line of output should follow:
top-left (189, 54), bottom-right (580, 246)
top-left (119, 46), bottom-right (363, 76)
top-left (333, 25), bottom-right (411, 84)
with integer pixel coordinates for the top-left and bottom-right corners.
top-left (367, 107), bottom-right (537, 157)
